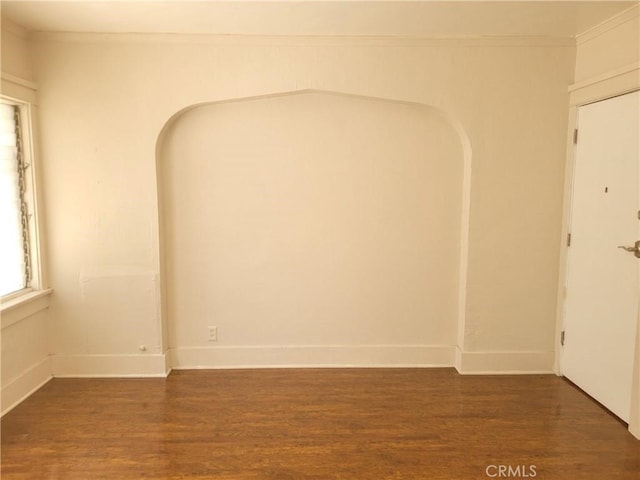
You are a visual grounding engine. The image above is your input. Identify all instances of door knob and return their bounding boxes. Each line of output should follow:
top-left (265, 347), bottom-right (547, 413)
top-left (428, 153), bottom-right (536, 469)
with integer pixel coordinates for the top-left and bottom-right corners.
top-left (617, 240), bottom-right (640, 258)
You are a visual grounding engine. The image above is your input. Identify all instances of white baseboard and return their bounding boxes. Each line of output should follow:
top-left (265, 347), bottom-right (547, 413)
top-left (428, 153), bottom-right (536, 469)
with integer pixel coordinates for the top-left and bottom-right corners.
top-left (455, 347), bottom-right (555, 374)
top-left (1, 356), bottom-right (52, 416)
top-left (170, 344), bottom-right (456, 369)
top-left (13, 348), bottom-right (553, 382)
top-left (51, 353), bottom-right (170, 378)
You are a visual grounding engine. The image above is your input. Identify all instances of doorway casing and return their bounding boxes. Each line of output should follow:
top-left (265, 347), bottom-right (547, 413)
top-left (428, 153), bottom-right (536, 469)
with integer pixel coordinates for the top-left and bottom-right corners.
top-left (556, 63), bottom-right (640, 439)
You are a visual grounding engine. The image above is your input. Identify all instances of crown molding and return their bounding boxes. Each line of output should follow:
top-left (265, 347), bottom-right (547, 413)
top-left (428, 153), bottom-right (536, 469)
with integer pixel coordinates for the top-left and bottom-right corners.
top-left (30, 31), bottom-right (576, 47)
top-left (576, 3), bottom-right (640, 45)
top-left (0, 72), bottom-right (37, 92)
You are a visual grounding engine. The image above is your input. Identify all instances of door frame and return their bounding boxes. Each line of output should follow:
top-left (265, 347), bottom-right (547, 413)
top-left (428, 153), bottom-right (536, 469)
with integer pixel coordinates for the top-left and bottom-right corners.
top-left (555, 62), bottom-right (640, 439)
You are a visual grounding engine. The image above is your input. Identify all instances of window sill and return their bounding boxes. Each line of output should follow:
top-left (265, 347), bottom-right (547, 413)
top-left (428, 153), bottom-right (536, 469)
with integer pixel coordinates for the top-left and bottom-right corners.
top-left (1, 288), bottom-right (53, 330)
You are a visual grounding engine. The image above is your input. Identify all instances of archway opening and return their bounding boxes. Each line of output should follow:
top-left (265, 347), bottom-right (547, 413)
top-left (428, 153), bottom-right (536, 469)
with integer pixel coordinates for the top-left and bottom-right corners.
top-left (157, 91), bottom-right (466, 367)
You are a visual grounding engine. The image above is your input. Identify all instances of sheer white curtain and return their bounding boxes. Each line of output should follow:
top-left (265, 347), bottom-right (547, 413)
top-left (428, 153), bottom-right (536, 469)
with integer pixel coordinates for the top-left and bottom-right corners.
top-left (0, 102), bottom-right (26, 296)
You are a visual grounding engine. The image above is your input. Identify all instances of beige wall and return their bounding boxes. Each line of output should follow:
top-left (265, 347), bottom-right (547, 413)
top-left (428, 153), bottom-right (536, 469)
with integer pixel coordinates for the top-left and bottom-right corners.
top-left (162, 92), bottom-right (463, 366)
top-left (1, 19), bottom-right (34, 81)
top-left (1, 308), bottom-right (51, 414)
top-left (29, 33), bottom-right (574, 373)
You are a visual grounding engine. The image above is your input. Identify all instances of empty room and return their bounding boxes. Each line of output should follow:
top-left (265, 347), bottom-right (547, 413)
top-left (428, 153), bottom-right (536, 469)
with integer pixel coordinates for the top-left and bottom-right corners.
top-left (1, 1), bottom-right (639, 478)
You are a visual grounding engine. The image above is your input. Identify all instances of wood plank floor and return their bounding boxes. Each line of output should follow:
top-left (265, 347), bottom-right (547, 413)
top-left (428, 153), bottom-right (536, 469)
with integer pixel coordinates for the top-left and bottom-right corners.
top-left (1, 368), bottom-right (638, 479)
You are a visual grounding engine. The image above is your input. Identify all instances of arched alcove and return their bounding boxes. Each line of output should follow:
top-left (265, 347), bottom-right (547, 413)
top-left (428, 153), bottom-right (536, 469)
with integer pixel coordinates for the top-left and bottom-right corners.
top-left (156, 90), bottom-right (470, 367)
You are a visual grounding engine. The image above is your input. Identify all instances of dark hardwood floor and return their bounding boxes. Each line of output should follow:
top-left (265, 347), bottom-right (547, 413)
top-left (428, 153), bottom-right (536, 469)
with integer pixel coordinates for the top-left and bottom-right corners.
top-left (1, 368), bottom-right (638, 479)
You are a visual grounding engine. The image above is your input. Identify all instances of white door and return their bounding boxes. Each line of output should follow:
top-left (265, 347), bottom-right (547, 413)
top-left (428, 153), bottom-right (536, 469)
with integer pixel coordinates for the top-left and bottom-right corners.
top-left (562, 90), bottom-right (640, 422)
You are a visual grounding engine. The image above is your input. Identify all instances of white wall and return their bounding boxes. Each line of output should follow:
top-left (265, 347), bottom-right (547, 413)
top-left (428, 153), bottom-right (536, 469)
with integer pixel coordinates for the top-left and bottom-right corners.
top-left (29, 33), bottom-right (575, 375)
top-left (0, 19), bottom-right (52, 415)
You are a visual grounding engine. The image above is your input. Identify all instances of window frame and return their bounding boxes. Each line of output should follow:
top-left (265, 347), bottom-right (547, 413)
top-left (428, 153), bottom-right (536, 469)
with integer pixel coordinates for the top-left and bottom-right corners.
top-left (1, 93), bottom-right (45, 301)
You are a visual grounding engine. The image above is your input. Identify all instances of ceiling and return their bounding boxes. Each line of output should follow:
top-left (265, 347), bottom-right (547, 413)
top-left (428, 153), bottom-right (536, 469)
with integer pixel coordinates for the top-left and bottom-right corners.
top-left (1, 1), bottom-right (638, 37)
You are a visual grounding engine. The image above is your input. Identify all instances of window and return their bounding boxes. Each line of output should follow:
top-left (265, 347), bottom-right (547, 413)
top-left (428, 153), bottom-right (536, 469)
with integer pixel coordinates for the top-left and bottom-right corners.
top-left (0, 99), bottom-right (36, 298)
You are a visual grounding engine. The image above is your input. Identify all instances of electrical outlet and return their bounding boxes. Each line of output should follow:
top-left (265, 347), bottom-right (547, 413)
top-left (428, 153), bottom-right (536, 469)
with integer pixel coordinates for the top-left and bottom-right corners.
top-left (208, 326), bottom-right (218, 342)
